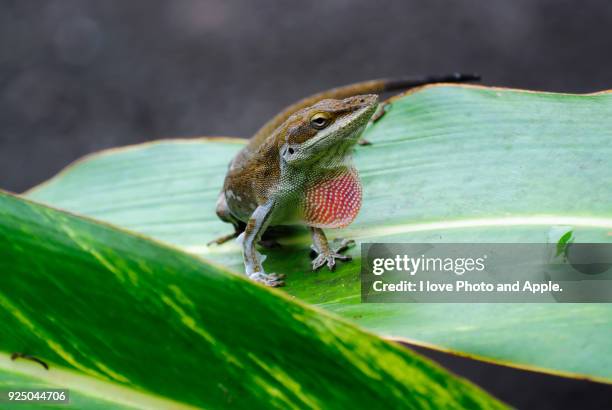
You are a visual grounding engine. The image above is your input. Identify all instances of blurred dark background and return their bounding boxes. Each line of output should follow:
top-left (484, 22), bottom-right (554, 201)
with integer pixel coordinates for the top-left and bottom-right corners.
top-left (1, 1), bottom-right (611, 406)
top-left (2, 0), bottom-right (612, 193)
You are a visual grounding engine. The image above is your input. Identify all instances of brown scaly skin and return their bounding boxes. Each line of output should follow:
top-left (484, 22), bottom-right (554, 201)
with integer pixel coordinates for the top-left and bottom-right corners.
top-left (211, 74), bottom-right (480, 286)
top-left (250, 73), bottom-right (480, 149)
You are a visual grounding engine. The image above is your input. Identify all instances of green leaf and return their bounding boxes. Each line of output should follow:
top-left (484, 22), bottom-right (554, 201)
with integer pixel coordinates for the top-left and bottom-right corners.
top-left (556, 229), bottom-right (575, 257)
top-left (26, 85), bottom-right (612, 383)
top-left (0, 191), bottom-right (504, 409)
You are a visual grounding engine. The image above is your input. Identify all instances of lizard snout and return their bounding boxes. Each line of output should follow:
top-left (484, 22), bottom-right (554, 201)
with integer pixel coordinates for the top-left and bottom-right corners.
top-left (345, 94), bottom-right (379, 109)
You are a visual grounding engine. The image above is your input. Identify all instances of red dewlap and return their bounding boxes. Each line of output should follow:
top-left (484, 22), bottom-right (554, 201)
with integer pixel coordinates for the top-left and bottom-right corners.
top-left (303, 168), bottom-right (362, 228)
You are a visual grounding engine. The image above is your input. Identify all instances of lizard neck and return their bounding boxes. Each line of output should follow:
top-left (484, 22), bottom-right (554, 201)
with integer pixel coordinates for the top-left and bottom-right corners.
top-left (299, 162), bottom-right (362, 229)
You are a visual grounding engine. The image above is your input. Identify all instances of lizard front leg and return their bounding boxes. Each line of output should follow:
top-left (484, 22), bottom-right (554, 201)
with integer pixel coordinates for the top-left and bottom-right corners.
top-left (357, 102), bottom-right (388, 146)
top-left (310, 227), bottom-right (355, 271)
top-left (240, 202), bottom-right (285, 287)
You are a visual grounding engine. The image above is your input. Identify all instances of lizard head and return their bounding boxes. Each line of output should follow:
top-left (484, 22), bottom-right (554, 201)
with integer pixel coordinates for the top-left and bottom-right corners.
top-left (278, 94), bottom-right (378, 167)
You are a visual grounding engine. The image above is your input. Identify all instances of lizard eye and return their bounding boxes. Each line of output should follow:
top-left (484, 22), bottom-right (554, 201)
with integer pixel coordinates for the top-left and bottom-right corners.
top-left (310, 113), bottom-right (331, 130)
top-left (288, 147), bottom-right (295, 154)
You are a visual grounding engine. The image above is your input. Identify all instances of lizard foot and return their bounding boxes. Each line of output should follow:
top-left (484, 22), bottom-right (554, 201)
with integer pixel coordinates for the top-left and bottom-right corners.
top-left (207, 231), bottom-right (239, 246)
top-left (311, 238), bottom-right (355, 271)
top-left (371, 101), bottom-right (389, 123)
top-left (358, 103), bottom-right (389, 146)
top-left (249, 272), bottom-right (286, 287)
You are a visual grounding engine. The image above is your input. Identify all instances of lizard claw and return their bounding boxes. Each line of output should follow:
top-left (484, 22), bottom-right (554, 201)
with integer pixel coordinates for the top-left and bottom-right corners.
top-left (312, 253), bottom-right (351, 271)
top-left (249, 272), bottom-right (286, 287)
top-left (311, 238), bottom-right (355, 271)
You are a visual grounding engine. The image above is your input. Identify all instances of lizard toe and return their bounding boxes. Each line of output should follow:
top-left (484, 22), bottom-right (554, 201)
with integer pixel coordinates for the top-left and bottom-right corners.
top-left (312, 255), bottom-right (327, 271)
top-left (332, 253), bottom-right (351, 262)
top-left (250, 272), bottom-right (286, 287)
top-left (311, 253), bottom-right (352, 272)
top-left (331, 238), bottom-right (356, 254)
top-left (326, 256), bottom-right (336, 271)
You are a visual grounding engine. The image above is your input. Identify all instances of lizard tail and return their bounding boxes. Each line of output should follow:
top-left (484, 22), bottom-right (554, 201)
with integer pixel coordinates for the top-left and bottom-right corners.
top-left (294, 73), bottom-right (481, 103)
top-left (380, 73), bottom-right (481, 93)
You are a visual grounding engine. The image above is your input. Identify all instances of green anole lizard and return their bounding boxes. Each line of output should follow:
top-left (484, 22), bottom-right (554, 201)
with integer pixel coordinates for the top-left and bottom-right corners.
top-left (211, 73), bottom-right (479, 286)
